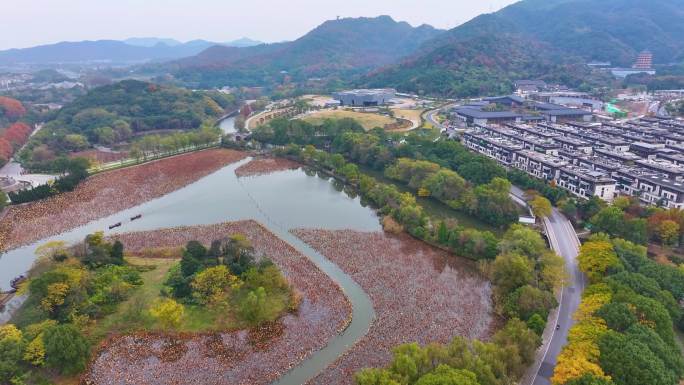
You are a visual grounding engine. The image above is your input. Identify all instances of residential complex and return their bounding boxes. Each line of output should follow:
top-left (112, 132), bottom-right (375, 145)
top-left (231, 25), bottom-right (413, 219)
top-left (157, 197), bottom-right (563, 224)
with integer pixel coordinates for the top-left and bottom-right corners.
top-left (461, 117), bottom-right (684, 208)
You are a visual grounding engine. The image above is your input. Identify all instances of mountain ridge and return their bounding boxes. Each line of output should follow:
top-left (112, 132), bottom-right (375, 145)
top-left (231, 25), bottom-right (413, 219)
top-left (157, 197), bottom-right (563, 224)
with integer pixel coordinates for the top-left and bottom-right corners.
top-left (169, 15), bottom-right (444, 88)
top-left (363, 0), bottom-right (684, 96)
top-left (0, 37), bottom-right (264, 66)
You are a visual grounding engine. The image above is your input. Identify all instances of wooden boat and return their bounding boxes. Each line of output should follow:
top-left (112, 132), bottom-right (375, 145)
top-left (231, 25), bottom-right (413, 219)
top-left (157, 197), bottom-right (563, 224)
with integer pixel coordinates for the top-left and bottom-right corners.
top-left (130, 214), bottom-right (142, 221)
top-left (108, 222), bottom-right (122, 230)
top-left (10, 275), bottom-right (25, 290)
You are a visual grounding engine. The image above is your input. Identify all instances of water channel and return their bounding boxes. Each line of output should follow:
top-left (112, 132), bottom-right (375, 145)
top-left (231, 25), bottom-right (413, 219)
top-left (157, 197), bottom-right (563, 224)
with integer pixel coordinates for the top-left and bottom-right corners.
top-left (219, 114), bottom-right (238, 135)
top-left (0, 118), bottom-right (380, 385)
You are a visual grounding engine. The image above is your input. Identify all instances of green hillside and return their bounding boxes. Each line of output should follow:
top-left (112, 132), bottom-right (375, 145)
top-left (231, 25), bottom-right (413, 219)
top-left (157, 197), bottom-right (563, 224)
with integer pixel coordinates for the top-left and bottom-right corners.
top-left (365, 0), bottom-right (684, 97)
top-left (171, 16), bottom-right (443, 88)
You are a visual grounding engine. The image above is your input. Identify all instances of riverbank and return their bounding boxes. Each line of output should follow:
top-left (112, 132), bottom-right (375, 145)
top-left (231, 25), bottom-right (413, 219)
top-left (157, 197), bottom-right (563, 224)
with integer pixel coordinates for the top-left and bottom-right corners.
top-left (235, 157), bottom-right (301, 178)
top-left (84, 220), bottom-right (351, 385)
top-left (292, 229), bottom-right (497, 385)
top-left (0, 148), bottom-right (247, 253)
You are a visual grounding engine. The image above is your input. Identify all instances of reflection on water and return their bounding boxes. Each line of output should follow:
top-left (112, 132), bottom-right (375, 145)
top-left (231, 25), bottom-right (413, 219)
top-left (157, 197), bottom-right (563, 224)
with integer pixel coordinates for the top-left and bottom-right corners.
top-left (219, 116), bottom-right (237, 135)
top-left (0, 159), bottom-right (380, 289)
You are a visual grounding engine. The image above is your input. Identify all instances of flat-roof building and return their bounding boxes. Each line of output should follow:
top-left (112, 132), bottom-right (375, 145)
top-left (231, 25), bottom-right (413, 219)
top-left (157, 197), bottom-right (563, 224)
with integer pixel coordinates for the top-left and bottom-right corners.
top-left (333, 89), bottom-right (396, 107)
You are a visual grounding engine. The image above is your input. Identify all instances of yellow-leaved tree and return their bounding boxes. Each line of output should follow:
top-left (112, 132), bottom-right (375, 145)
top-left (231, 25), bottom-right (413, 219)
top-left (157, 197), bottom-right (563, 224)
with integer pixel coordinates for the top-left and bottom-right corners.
top-left (191, 265), bottom-right (240, 307)
top-left (150, 298), bottom-right (185, 330)
top-left (577, 241), bottom-right (620, 282)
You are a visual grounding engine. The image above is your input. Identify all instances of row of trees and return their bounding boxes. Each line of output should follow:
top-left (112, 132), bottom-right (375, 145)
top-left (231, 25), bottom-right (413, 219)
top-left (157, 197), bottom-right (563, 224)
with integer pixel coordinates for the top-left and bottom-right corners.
top-left (165, 235), bottom-right (298, 328)
top-left (385, 158), bottom-right (519, 227)
top-left (128, 124), bottom-right (221, 161)
top-left (552, 235), bottom-right (684, 385)
top-left (19, 80), bottom-right (235, 167)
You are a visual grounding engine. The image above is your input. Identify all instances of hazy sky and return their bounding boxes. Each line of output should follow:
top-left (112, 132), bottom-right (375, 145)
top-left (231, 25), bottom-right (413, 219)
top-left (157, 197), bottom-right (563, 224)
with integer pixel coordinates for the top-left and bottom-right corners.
top-left (2, 0), bottom-right (518, 50)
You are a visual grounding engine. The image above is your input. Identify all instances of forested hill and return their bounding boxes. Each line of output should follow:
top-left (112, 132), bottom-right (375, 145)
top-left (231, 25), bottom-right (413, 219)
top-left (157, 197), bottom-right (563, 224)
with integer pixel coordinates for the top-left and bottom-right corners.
top-left (21, 80), bottom-right (234, 157)
top-left (364, 0), bottom-right (684, 97)
top-left (170, 16), bottom-right (443, 88)
top-left (51, 80), bottom-right (234, 132)
top-left (452, 0), bottom-right (684, 66)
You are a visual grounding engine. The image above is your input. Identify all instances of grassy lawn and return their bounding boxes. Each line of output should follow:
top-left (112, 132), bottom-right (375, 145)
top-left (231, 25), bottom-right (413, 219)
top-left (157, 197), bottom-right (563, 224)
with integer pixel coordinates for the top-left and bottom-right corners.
top-left (302, 109), bottom-right (396, 131)
top-left (89, 257), bottom-right (235, 343)
top-left (392, 108), bottom-right (424, 129)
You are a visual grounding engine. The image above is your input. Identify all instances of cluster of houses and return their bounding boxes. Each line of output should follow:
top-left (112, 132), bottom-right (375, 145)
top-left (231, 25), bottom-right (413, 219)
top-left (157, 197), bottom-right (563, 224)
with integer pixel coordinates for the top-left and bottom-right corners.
top-left (461, 117), bottom-right (684, 208)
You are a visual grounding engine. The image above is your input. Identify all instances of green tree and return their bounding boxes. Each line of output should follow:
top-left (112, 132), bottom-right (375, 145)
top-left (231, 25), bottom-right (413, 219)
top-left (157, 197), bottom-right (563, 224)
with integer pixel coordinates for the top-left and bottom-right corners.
top-left (625, 324), bottom-right (684, 378)
top-left (0, 325), bottom-right (26, 383)
top-left (415, 365), bottom-right (480, 385)
top-left (599, 330), bottom-right (677, 385)
top-left (526, 313), bottom-right (546, 335)
top-left (490, 253), bottom-right (534, 295)
top-left (530, 195), bottom-right (552, 218)
top-left (237, 287), bottom-right (269, 326)
top-left (355, 368), bottom-right (400, 385)
top-left (0, 190), bottom-right (8, 210)
top-left (180, 240), bottom-right (208, 277)
top-left (492, 318), bottom-right (540, 378)
top-left (499, 224), bottom-right (548, 260)
top-left (504, 285), bottom-right (557, 320)
top-left (595, 302), bottom-right (636, 332)
top-left (43, 324), bottom-right (90, 375)
top-left (437, 221), bottom-right (449, 245)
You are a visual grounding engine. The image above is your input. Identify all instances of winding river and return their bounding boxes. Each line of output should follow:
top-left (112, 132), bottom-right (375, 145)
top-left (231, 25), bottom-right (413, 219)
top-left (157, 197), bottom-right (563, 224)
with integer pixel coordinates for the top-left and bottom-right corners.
top-left (0, 119), bottom-right (379, 385)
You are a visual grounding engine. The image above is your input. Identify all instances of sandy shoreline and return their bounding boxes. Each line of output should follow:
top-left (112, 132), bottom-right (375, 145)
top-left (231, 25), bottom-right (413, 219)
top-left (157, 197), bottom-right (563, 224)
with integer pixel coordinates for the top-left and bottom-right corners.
top-left (0, 149), bottom-right (247, 253)
top-left (84, 220), bottom-right (352, 385)
top-left (234, 157), bottom-right (301, 177)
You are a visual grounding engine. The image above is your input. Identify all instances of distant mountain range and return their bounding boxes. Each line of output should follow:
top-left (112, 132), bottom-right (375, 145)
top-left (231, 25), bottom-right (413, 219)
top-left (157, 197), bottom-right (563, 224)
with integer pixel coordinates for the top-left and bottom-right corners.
top-left (4, 0), bottom-right (684, 97)
top-left (124, 37), bottom-right (263, 48)
top-left (363, 0), bottom-right (684, 97)
top-left (169, 16), bottom-right (443, 88)
top-left (0, 37), bottom-right (263, 66)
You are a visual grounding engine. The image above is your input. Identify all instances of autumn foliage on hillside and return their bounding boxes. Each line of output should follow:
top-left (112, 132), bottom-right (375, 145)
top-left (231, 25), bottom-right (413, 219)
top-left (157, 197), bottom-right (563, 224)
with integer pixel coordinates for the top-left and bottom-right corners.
top-left (0, 122), bottom-right (32, 162)
top-left (0, 96), bottom-right (27, 121)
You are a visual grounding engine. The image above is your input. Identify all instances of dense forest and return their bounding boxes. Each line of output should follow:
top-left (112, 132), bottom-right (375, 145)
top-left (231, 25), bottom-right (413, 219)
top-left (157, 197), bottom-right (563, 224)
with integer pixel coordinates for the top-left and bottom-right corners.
top-left (18, 80), bottom-right (235, 166)
top-left (363, 0), bottom-right (684, 97)
top-left (363, 34), bottom-right (606, 97)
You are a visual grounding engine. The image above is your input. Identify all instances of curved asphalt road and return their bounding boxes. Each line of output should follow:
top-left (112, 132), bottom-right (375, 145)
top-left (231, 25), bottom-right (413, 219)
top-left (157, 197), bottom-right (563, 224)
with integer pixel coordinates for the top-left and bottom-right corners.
top-left (510, 186), bottom-right (585, 385)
